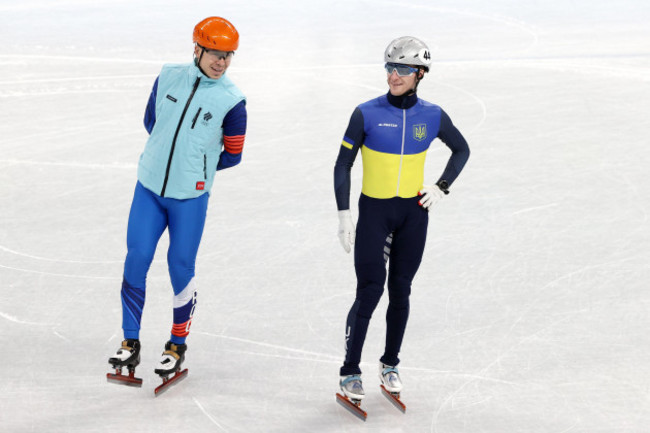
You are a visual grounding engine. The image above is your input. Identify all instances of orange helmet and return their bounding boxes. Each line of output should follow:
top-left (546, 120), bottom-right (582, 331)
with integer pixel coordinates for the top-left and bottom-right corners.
top-left (193, 17), bottom-right (239, 51)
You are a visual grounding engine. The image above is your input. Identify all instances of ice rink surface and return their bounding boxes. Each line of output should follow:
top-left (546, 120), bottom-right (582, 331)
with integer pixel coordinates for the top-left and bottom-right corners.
top-left (1, 0), bottom-right (650, 431)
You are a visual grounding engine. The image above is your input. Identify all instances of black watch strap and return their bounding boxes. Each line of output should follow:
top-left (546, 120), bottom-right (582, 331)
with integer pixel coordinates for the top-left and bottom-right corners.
top-left (436, 180), bottom-right (450, 195)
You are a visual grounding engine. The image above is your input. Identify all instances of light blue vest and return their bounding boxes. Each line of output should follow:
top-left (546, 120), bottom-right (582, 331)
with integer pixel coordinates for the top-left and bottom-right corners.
top-left (137, 63), bottom-right (245, 199)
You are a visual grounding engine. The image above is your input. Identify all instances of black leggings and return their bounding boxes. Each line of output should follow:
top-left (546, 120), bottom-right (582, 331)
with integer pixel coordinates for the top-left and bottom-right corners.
top-left (341, 194), bottom-right (428, 376)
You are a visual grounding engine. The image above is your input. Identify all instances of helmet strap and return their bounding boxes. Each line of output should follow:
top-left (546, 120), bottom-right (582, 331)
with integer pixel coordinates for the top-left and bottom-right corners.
top-left (194, 44), bottom-right (206, 71)
top-left (411, 68), bottom-right (426, 94)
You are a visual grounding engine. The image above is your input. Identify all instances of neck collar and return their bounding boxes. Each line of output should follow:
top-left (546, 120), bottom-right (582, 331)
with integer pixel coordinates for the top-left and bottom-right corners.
top-left (386, 91), bottom-right (418, 109)
top-left (190, 63), bottom-right (225, 82)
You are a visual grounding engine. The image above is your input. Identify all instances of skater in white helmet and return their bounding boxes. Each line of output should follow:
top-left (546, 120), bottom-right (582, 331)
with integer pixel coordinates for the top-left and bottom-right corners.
top-left (334, 36), bottom-right (470, 407)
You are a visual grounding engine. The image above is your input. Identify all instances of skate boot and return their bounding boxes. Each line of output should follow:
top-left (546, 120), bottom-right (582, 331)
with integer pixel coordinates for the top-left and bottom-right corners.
top-left (336, 375), bottom-right (367, 420)
top-left (107, 339), bottom-right (142, 386)
top-left (379, 362), bottom-right (402, 393)
top-left (109, 339), bottom-right (141, 367)
top-left (339, 374), bottom-right (365, 401)
top-left (379, 362), bottom-right (406, 412)
top-left (155, 341), bottom-right (187, 376)
top-left (153, 341), bottom-right (188, 396)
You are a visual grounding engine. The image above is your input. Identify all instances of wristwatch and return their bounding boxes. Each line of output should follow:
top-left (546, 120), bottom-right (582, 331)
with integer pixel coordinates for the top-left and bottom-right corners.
top-left (436, 180), bottom-right (450, 195)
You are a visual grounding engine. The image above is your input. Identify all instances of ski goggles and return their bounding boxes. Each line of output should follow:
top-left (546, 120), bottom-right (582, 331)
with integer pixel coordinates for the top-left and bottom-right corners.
top-left (201, 47), bottom-right (235, 61)
top-left (384, 63), bottom-right (418, 76)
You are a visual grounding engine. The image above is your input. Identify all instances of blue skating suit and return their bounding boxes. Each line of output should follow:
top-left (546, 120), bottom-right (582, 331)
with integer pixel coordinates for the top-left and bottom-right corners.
top-left (334, 91), bottom-right (469, 375)
top-left (121, 63), bottom-right (247, 346)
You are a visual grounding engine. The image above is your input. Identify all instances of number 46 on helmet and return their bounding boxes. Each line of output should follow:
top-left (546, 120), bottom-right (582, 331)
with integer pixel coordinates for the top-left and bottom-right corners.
top-left (384, 36), bottom-right (431, 72)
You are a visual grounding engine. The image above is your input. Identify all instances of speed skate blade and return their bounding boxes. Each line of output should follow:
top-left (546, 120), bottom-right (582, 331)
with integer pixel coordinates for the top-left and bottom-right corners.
top-left (154, 368), bottom-right (188, 396)
top-left (380, 385), bottom-right (406, 412)
top-left (106, 371), bottom-right (143, 387)
top-left (336, 393), bottom-right (367, 421)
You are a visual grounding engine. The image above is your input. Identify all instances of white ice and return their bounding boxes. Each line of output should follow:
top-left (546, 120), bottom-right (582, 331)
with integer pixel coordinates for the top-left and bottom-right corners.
top-left (1, 0), bottom-right (650, 432)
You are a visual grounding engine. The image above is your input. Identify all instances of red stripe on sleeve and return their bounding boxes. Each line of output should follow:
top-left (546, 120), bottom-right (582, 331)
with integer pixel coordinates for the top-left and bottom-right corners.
top-left (223, 135), bottom-right (245, 154)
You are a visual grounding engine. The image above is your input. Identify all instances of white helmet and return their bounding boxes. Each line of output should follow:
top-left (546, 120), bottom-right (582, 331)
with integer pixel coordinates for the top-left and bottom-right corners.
top-left (384, 36), bottom-right (431, 71)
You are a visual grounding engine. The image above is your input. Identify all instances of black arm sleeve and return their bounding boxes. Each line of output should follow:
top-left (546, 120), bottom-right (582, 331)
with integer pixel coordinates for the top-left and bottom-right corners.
top-left (437, 109), bottom-right (470, 186)
top-left (334, 107), bottom-right (365, 210)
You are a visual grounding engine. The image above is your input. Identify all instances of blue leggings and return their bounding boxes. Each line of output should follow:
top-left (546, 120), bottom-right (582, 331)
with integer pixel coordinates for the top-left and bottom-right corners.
top-left (341, 194), bottom-right (428, 376)
top-left (121, 182), bottom-right (208, 344)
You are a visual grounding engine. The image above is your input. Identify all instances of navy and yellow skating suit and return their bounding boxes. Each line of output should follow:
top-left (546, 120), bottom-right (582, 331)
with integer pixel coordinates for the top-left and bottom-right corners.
top-left (334, 91), bottom-right (469, 376)
top-left (334, 92), bottom-right (469, 210)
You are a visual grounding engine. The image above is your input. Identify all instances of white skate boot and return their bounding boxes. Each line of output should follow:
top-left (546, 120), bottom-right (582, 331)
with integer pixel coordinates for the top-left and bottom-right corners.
top-left (379, 362), bottom-right (402, 393)
top-left (379, 362), bottom-right (406, 412)
top-left (339, 374), bottom-right (365, 401)
top-left (336, 374), bottom-right (367, 420)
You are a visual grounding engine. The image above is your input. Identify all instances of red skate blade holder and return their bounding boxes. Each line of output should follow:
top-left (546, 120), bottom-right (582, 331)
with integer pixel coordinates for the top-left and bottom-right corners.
top-left (154, 368), bottom-right (188, 396)
top-left (380, 385), bottom-right (406, 412)
top-left (336, 393), bottom-right (367, 421)
top-left (106, 369), bottom-right (143, 387)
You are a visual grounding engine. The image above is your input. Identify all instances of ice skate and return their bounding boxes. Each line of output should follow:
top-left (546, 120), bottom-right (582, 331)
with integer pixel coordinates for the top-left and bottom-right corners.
top-left (340, 374), bottom-right (365, 400)
top-left (107, 339), bottom-right (143, 387)
top-left (336, 375), bottom-right (367, 421)
top-left (379, 362), bottom-right (402, 393)
top-left (154, 341), bottom-right (188, 396)
top-left (379, 362), bottom-right (406, 412)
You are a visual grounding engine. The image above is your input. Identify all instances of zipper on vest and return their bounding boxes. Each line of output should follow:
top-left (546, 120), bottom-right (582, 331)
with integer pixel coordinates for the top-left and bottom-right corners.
top-left (160, 76), bottom-right (201, 197)
top-left (395, 109), bottom-right (406, 196)
top-left (203, 155), bottom-right (207, 179)
top-left (191, 107), bottom-right (202, 129)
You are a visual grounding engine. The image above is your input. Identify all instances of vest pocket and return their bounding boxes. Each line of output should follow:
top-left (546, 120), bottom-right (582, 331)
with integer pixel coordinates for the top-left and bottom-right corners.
top-left (191, 107), bottom-right (203, 129)
top-left (185, 103), bottom-right (220, 185)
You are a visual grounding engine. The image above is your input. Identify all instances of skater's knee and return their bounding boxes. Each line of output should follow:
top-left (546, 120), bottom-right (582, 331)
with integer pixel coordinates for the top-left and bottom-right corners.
top-left (167, 250), bottom-right (196, 287)
top-left (168, 264), bottom-right (195, 294)
top-left (355, 284), bottom-right (384, 317)
top-left (126, 245), bottom-right (156, 265)
top-left (387, 295), bottom-right (409, 310)
top-left (387, 275), bottom-right (412, 298)
top-left (167, 245), bottom-right (196, 269)
top-left (124, 248), bottom-right (155, 286)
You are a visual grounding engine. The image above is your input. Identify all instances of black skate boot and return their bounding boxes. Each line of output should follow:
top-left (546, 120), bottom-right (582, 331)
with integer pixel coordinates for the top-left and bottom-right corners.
top-left (154, 341), bottom-right (187, 376)
top-left (154, 341), bottom-right (188, 396)
top-left (107, 339), bottom-right (143, 387)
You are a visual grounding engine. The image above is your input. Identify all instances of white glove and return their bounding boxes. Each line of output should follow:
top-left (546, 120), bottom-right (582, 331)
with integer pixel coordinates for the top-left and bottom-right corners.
top-left (337, 209), bottom-right (356, 253)
top-left (418, 185), bottom-right (445, 211)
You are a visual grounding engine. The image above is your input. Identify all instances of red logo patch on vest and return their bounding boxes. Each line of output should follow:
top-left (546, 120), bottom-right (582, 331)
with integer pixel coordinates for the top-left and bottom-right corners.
top-left (196, 181), bottom-right (205, 190)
